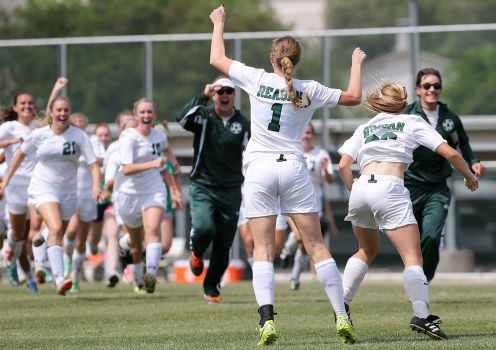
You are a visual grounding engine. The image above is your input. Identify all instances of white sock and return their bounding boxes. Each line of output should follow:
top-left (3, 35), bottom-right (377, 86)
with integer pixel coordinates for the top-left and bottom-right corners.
top-left (72, 250), bottom-right (86, 280)
top-left (252, 261), bottom-right (274, 306)
top-left (290, 248), bottom-right (309, 281)
top-left (33, 240), bottom-right (48, 270)
top-left (315, 258), bottom-right (346, 317)
top-left (403, 265), bottom-right (429, 318)
top-left (284, 232), bottom-right (298, 254)
top-left (11, 239), bottom-right (25, 263)
top-left (145, 242), bottom-right (162, 277)
top-left (64, 236), bottom-right (76, 257)
top-left (41, 227), bottom-right (49, 241)
top-left (133, 262), bottom-right (144, 287)
top-left (247, 257), bottom-right (255, 267)
top-left (342, 257), bottom-right (369, 305)
top-left (119, 234), bottom-right (130, 251)
top-left (47, 245), bottom-right (65, 286)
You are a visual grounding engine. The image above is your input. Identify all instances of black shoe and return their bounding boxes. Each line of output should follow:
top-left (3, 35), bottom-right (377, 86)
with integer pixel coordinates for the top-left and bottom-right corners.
top-left (410, 314), bottom-right (449, 340)
top-left (279, 248), bottom-right (291, 268)
top-left (333, 303), bottom-right (352, 326)
top-left (243, 260), bottom-right (253, 280)
top-left (289, 279), bottom-right (300, 291)
top-left (119, 249), bottom-right (133, 271)
top-left (106, 274), bottom-right (119, 288)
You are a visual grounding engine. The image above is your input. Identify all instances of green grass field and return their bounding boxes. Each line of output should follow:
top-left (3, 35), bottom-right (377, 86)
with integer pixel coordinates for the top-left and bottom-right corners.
top-left (0, 279), bottom-right (494, 349)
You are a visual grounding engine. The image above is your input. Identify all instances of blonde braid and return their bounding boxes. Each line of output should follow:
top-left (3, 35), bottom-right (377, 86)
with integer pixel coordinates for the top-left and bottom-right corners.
top-left (272, 36), bottom-right (311, 109)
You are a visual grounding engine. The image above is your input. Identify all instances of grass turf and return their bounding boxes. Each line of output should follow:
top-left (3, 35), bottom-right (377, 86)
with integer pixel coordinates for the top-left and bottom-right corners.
top-left (0, 279), bottom-right (494, 349)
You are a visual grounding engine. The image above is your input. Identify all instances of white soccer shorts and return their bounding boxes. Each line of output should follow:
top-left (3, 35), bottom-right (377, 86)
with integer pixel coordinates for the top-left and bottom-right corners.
top-left (243, 154), bottom-right (319, 218)
top-left (5, 184), bottom-right (29, 215)
top-left (29, 190), bottom-right (77, 222)
top-left (116, 191), bottom-right (167, 229)
top-left (345, 174), bottom-right (417, 230)
top-left (77, 191), bottom-right (98, 222)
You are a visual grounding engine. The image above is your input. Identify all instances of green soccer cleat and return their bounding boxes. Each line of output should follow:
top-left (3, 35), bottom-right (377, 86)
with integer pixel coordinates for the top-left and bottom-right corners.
top-left (143, 273), bottom-right (156, 294)
top-left (334, 303), bottom-right (353, 327)
top-left (6, 264), bottom-right (20, 287)
top-left (258, 320), bottom-right (277, 346)
top-left (63, 254), bottom-right (72, 280)
top-left (69, 278), bottom-right (80, 293)
top-left (133, 285), bottom-right (146, 295)
top-left (336, 315), bottom-right (358, 344)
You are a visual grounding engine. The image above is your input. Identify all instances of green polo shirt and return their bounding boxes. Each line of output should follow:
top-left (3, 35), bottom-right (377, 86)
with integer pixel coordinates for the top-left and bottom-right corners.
top-left (404, 100), bottom-right (479, 185)
top-left (176, 93), bottom-right (250, 188)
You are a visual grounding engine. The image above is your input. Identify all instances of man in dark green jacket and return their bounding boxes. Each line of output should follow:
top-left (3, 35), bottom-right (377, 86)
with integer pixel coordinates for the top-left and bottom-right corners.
top-left (176, 77), bottom-right (250, 302)
top-left (405, 68), bottom-right (485, 282)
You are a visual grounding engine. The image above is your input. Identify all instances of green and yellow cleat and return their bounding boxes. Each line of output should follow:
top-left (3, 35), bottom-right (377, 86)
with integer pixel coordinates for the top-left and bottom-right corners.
top-left (133, 285), bottom-right (146, 295)
top-left (69, 278), bottom-right (80, 293)
top-left (336, 315), bottom-right (358, 344)
top-left (258, 320), bottom-right (277, 346)
top-left (143, 273), bottom-right (156, 294)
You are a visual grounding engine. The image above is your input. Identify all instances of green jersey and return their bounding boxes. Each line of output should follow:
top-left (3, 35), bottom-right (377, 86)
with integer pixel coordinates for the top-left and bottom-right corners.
top-left (404, 100), bottom-right (479, 185)
top-left (176, 93), bottom-right (250, 188)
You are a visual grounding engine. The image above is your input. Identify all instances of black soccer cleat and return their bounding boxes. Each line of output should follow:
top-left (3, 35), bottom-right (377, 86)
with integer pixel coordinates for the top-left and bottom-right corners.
top-left (119, 248), bottom-right (133, 271)
top-left (410, 314), bottom-right (449, 340)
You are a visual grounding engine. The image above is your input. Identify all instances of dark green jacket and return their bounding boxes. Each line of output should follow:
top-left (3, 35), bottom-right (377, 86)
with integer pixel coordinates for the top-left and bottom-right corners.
top-left (176, 93), bottom-right (250, 188)
top-left (404, 100), bottom-right (479, 185)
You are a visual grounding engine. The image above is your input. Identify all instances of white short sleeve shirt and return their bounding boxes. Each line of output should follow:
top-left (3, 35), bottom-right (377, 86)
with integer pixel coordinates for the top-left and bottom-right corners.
top-left (229, 60), bottom-right (342, 165)
top-left (338, 113), bottom-right (446, 169)
top-left (118, 128), bottom-right (167, 195)
top-left (0, 121), bottom-right (37, 186)
top-left (21, 125), bottom-right (96, 192)
top-left (305, 147), bottom-right (333, 199)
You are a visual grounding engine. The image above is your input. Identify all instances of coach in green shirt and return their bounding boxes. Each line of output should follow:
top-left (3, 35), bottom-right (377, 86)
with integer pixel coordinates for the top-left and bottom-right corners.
top-left (405, 68), bottom-right (485, 282)
top-left (176, 77), bottom-right (250, 302)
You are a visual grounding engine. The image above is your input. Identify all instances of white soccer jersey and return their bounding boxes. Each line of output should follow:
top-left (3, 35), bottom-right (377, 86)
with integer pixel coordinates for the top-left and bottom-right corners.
top-left (21, 125), bottom-right (96, 192)
top-left (0, 121), bottom-right (37, 186)
top-left (90, 134), bottom-right (106, 159)
top-left (77, 155), bottom-right (93, 193)
top-left (338, 113), bottom-right (446, 168)
top-left (105, 144), bottom-right (126, 201)
top-left (229, 60), bottom-right (342, 164)
top-left (305, 147), bottom-right (333, 200)
top-left (119, 127), bottom-right (167, 195)
top-left (102, 139), bottom-right (121, 175)
top-left (78, 130), bottom-right (107, 193)
top-left (104, 140), bottom-right (120, 183)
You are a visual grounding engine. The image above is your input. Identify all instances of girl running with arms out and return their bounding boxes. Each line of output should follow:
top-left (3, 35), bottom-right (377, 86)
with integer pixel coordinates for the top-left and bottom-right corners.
top-left (338, 82), bottom-right (478, 340)
top-left (209, 4), bottom-right (366, 346)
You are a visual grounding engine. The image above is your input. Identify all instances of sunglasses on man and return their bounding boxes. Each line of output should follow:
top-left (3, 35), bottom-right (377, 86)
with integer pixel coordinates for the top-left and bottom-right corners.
top-left (216, 88), bottom-right (235, 95)
top-left (420, 82), bottom-right (442, 90)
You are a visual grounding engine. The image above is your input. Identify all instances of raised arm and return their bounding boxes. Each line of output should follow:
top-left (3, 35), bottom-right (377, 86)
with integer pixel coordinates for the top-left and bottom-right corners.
top-left (45, 77), bottom-right (69, 117)
top-left (209, 5), bottom-right (234, 75)
top-left (435, 143), bottom-right (478, 192)
top-left (338, 48), bottom-right (367, 106)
